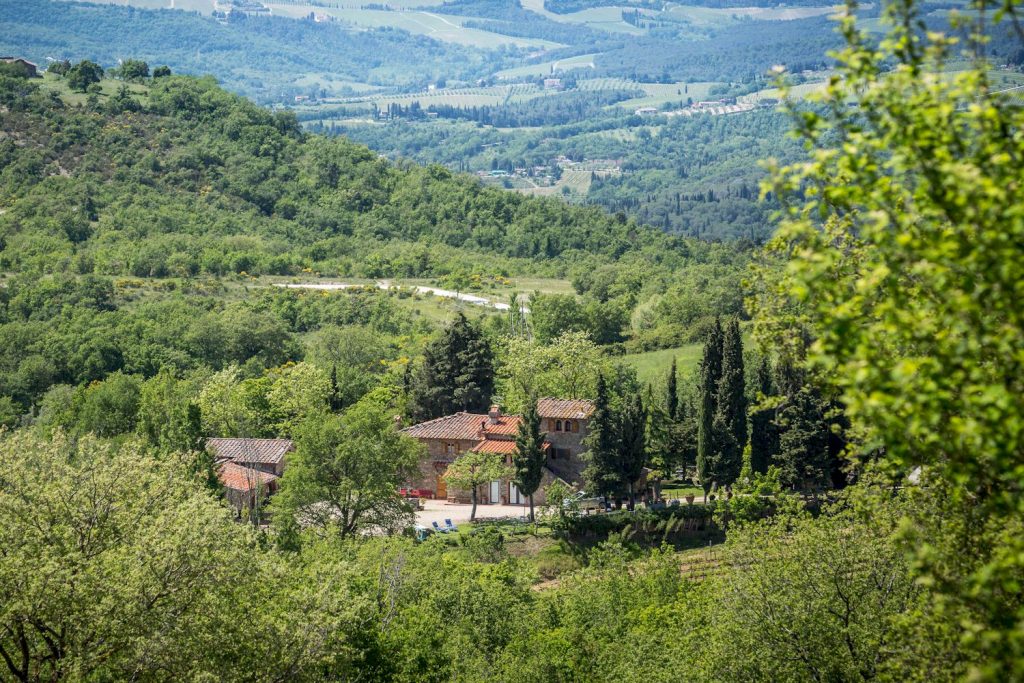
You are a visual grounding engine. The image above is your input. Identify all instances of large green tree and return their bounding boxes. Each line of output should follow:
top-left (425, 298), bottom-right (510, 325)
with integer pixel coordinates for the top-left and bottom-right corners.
top-left (751, 0), bottom-right (1024, 675)
top-left (748, 355), bottom-right (778, 475)
top-left (714, 317), bottom-right (746, 486)
top-left (273, 389), bottom-right (422, 539)
top-left (65, 60), bottom-right (103, 92)
top-left (444, 451), bottom-right (511, 523)
top-left (409, 313), bottom-right (494, 422)
top-left (0, 430), bottom-right (371, 681)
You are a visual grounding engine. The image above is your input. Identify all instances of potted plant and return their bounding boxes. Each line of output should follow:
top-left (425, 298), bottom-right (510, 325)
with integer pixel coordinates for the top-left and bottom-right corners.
top-left (684, 493), bottom-right (695, 505)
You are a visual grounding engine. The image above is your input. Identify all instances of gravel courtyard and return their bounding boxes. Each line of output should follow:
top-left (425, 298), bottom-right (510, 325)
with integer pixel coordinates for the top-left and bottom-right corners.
top-left (414, 499), bottom-right (534, 527)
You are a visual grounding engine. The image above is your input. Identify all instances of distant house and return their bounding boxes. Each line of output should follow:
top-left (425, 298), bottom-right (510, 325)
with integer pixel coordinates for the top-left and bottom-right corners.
top-left (206, 437), bottom-right (293, 514)
top-left (402, 399), bottom-right (595, 505)
top-left (634, 106), bottom-right (658, 115)
top-left (543, 78), bottom-right (563, 90)
top-left (1, 57), bottom-right (39, 79)
top-left (218, 461), bottom-right (280, 512)
top-left (206, 437), bottom-right (293, 477)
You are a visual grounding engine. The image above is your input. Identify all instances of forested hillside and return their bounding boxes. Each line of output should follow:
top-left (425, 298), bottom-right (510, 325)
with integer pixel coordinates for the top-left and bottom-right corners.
top-left (0, 72), bottom-right (748, 417)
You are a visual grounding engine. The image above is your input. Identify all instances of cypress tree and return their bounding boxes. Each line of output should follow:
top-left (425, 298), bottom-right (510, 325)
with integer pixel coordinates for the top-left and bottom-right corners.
top-left (696, 319), bottom-right (723, 495)
top-left (584, 374), bottom-right (620, 502)
top-left (617, 392), bottom-right (647, 510)
top-left (451, 313), bottom-right (494, 413)
top-left (666, 357), bottom-right (679, 421)
top-left (776, 384), bottom-right (830, 490)
top-left (749, 355), bottom-right (778, 475)
top-left (772, 355), bottom-right (831, 490)
top-left (715, 318), bottom-right (746, 486)
top-left (512, 398), bottom-right (546, 523)
top-left (329, 364), bottom-right (341, 412)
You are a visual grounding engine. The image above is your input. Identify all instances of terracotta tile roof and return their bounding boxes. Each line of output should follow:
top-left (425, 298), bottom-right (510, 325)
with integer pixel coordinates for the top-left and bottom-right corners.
top-left (471, 439), bottom-right (552, 454)
top-left (402, 412), bottom-right (522, 441)
top-left (206, 438), bottom-right (293, 465)
top-left (537, 398), bottom-right (595, 420)
top-left (218, 462), bottom-right (279, 492)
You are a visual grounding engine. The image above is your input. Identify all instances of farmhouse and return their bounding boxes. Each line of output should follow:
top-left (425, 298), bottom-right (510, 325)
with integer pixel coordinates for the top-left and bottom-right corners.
top-left (206, 437), bottom-right (293, 513)
top-left (402, 398), bottom-right (595, 505)
top-left (1, 57), bottom-right (39, 78)
top-left (217, 461), bottom-right (280, 512)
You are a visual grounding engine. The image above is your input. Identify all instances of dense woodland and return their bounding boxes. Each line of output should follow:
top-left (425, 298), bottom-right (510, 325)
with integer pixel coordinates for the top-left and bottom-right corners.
top-left (1, 0), bottom-right (1023, 680)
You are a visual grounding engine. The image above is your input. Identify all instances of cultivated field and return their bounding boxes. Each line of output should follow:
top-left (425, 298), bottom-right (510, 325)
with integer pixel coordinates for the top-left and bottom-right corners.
top-left (664, 4), bottom-right (840, 27)
top-left (612, 80), bottom-right (721, 109)
top-left (519, 0), bottom-right (646, 33)
top-left (495, 53), bottom-right (600, 80)
top-left (266, 3), bottom-right (562, 49)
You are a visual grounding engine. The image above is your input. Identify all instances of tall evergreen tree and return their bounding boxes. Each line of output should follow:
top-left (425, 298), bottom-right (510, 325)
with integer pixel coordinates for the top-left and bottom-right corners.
top-left (584, 374), bottom-right (620, 501)
top-left (666, 357), bottom-right (679, 421)
top-left (696, 318), bottom-right (723, 495)
top-left (749, 355), bottom-right (778, 475)
top-left (329, 364), bottom-right (342, 412)
top-left (775, 385), bottom-right (830, 490)
top-left (408, 313), bottom-right (494, 422)
top-left (451, 314), bottom-right (494, 413)
top-left (715, 317), bottom-right (746, 486)
top-left (512, 398), bottom-right (546, 523)
top-left (617, 392), bottom-right (647, 511)
top-left (771, 355), bottom-right (831, 490)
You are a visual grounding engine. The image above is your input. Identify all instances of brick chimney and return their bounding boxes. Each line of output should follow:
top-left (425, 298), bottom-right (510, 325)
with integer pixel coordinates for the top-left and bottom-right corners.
top-left (488, 405), bottom-right (501, 425)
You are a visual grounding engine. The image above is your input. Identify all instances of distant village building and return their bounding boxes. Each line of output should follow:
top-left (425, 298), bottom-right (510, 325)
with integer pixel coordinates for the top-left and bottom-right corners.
top-left (634, 106), bottom-right (659, 115)
top-left (1, 57), bottom-right (39, 78)
top-left (543, 78), bottom-right (563, 90)
top-left (402, 399), bottom-right (595, 505)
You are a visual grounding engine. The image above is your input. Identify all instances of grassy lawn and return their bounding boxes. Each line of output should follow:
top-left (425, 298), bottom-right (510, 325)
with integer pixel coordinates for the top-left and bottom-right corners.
top-left (621, 343), bottom-right (704, 384)
top-left (38, 72), bottom-right (150, 107)
top-left (661, 486), bottom-right (705, 500)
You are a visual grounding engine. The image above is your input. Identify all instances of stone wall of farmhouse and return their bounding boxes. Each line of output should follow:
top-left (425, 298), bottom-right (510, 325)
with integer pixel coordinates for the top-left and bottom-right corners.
top-left (543, 417), bottom-right (589, 458)
top-left (410, 438), bottom-right (478, 498)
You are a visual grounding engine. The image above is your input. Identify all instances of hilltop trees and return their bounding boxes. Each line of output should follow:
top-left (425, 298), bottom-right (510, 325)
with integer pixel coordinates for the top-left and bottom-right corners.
top-left (409, 313), bottom-right (494, 422)
top-left (66, 59), bottom-right (103, 92)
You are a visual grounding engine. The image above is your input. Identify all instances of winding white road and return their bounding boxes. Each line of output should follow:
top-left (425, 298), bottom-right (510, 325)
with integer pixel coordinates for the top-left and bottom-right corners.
top-left (273, 280), bottom-right (529, 312)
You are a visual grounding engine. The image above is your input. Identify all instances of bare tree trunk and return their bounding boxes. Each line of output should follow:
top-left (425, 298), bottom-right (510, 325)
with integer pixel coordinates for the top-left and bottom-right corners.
top-left (528, 494), bottom-right (535, 523)
top-left (628, 481), bottom-right (635, 511)
top-left (470, 486), bottom-right (478, 522)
